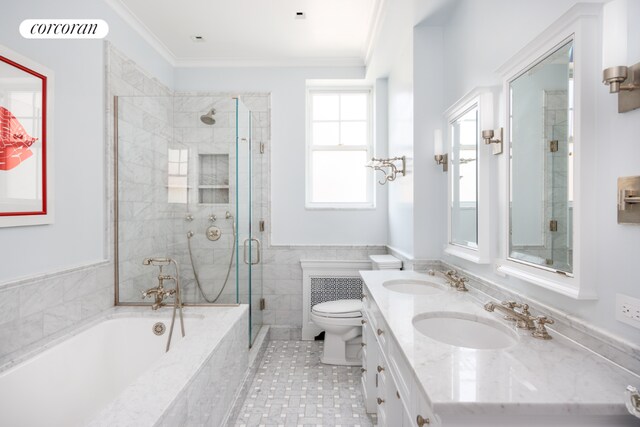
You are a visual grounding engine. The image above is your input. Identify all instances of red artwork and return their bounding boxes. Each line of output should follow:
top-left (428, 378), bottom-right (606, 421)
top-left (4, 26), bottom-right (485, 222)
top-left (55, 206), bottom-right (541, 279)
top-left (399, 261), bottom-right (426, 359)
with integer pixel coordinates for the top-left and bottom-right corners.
top-left (0, 106), bottom-right (38, 171)
top-left (0, 52), bottom-right (48, 220)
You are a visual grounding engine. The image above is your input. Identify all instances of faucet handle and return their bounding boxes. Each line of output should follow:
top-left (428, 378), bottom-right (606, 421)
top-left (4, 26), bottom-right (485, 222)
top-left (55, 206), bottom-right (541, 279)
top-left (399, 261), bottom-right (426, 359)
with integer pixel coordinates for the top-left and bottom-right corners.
top-left (500, 301), bottom-right (521, 321)
top-left (532, 315), bottom-right (554, 340)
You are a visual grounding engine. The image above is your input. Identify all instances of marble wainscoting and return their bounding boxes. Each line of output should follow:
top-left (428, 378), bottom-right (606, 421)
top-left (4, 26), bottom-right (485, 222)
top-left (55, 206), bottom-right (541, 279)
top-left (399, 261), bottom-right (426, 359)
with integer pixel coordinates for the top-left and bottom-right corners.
top-left (0, 262), bottom-right (113, 365)
top-left (260, 245), bottom-right (388, 340)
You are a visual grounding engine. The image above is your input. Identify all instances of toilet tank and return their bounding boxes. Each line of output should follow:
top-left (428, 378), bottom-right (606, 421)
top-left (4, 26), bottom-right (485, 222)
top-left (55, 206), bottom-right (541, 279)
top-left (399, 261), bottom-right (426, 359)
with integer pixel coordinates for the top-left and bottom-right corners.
top-left (369, 254), bottom-right (402, 270)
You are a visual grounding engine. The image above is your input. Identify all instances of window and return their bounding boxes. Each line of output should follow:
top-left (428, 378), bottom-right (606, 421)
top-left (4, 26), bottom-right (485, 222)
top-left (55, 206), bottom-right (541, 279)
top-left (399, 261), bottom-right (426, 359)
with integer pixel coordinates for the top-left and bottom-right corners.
top-left (167, 148), bottom-right (188, 203)
top-left (306, 88), bottom-right (373, 208)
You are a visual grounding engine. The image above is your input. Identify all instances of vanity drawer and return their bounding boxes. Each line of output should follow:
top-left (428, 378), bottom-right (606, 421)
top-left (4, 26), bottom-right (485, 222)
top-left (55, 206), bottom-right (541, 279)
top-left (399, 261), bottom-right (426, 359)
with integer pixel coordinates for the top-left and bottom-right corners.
top-left (376, 352), bottom-right (406, 427)
top-left (361, 319), bottom-right (378, 414)
top-left (409, 381), bottom-right (439, 427)
top-left (387, 336), bottom-right (412, 414)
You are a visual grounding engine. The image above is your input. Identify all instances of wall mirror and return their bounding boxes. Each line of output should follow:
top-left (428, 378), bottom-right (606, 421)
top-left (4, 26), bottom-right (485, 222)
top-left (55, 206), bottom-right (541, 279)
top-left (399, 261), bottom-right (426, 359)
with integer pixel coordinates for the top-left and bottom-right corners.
top-left (444, 89), bottom-right (493, 264)
top-left (497, 3), bottom-right (600, 299)
top-left (508, 40), bottom-right (574, 275)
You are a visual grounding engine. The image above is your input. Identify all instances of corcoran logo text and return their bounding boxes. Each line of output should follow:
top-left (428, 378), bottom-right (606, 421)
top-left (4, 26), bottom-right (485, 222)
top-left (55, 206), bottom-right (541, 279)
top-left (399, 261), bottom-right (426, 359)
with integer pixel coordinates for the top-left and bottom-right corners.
top-left (20, 19), bottom-right (109, 39)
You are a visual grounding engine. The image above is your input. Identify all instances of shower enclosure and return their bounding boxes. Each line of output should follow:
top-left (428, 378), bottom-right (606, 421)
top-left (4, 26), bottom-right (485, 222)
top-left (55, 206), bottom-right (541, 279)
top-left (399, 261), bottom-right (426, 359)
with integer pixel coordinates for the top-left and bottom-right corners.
top-left (114, 94), bottom-right (266, 346)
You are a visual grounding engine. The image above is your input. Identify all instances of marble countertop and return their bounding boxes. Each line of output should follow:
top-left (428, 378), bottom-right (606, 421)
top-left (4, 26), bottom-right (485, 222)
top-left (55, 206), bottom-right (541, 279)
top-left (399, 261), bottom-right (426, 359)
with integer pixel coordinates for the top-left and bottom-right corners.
top-left (360, 270), bottom-right (640, 417)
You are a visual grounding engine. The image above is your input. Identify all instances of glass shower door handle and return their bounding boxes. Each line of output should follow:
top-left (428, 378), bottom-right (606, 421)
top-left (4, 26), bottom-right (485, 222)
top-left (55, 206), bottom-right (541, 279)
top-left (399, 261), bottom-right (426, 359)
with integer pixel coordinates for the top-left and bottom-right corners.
top-left (243, 238), bottom-right (261, 265)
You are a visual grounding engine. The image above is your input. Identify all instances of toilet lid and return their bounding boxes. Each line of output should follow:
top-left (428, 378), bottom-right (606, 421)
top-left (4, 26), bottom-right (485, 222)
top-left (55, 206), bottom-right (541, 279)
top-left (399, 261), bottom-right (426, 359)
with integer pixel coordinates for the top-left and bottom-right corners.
top-left (312, 299), bottom-right (362, 318)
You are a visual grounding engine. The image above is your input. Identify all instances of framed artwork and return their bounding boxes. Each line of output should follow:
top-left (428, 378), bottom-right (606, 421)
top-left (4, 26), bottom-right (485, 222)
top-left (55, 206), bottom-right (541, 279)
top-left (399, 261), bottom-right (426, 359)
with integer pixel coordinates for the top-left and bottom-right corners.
top-left (0, 45), bottom-right (54, 227)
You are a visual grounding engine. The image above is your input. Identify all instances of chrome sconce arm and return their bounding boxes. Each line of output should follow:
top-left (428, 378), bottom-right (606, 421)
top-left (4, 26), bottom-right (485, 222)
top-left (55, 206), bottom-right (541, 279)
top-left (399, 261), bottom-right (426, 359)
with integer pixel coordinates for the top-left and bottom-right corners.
top-left (482, 127), bottom-right (503, 155)
top-left (433, 153), bottom-right (448, 172)
top-left (603, 63), bottom-right (640, 113)
top-left (366, 156), bottom-right (406, 185)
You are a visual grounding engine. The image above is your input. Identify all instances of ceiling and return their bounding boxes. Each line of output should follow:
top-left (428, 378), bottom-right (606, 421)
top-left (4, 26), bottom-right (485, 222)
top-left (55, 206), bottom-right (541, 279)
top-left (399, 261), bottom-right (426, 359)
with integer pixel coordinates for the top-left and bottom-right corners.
top-left (107, 0), bottom-right (383, 67)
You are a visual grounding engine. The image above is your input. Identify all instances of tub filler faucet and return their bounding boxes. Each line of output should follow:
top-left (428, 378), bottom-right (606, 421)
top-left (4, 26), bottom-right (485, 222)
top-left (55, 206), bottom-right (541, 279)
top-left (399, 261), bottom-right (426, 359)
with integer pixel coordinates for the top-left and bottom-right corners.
top-left (142, 258), bottom-right (185, 352)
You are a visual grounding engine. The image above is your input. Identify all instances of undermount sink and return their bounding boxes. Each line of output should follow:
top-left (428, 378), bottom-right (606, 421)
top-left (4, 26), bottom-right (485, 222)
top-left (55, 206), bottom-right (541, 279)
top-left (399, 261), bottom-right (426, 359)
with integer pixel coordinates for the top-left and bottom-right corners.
top-left (412, 312), bottom-right (518, 350)
top-left (382, 279), bottom-right (445, 295)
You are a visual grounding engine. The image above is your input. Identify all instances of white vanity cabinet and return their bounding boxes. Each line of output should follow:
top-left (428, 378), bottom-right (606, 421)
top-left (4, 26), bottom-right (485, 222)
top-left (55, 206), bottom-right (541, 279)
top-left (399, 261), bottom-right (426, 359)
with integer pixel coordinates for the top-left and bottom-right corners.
top-left (362, 290), bottom-right (439, 427)
top-left (360, 307), bottom-right (377, 413)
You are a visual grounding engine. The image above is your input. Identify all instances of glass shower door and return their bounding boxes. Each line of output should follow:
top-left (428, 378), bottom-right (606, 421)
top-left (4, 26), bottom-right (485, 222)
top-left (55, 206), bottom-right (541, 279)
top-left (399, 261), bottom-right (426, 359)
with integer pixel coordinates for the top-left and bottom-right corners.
top-left (235, 98), bottom-right (263, 346)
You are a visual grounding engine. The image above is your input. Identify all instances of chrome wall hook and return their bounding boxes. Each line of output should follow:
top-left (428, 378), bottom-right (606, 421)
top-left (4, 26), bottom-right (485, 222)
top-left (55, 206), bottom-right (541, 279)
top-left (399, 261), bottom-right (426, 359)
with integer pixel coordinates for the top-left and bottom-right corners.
top-left (365, 156), bottom-right (406, 185)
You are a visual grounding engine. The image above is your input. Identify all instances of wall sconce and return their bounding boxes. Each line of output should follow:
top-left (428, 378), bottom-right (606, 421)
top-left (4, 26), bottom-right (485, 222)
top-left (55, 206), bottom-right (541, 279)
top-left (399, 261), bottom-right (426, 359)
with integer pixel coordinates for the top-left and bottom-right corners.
top-left (602, 0), bottom-right (640, 113)
top-left (482, 128), bottom-right (503, 155)
top-left (602, 64), bottom-right (640, 113)
top-left (433, 129), bottom-right (447, 172)
top-left (366, 156), bottom-right (406, 185)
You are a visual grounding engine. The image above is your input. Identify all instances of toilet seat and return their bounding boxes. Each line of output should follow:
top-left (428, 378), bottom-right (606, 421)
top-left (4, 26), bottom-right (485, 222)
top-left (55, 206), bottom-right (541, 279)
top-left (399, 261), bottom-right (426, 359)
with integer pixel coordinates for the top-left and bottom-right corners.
top-left (311, 299), bottom-right (362, 318)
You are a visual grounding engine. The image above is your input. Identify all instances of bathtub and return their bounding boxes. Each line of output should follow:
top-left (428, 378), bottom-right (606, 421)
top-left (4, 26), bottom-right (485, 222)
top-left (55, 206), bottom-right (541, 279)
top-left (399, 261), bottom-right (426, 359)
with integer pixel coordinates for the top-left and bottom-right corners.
top-left (0, 306), bottom-right (248, 427)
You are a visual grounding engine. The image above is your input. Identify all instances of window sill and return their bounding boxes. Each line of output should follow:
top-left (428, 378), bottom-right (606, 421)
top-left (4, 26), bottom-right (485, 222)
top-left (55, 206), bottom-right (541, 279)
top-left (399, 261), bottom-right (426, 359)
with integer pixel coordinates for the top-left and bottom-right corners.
top-left (305, 204), bottom-right (376, 211)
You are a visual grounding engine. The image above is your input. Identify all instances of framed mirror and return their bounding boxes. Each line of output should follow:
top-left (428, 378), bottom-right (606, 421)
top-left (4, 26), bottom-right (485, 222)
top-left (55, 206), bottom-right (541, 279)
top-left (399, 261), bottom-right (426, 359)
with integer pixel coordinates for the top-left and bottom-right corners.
top-left (508, 40), bottom-right (574, 275)
top-left (444, 89), bottom-right (494, 264)
top-left (497, 4), bottom-right (600, 299)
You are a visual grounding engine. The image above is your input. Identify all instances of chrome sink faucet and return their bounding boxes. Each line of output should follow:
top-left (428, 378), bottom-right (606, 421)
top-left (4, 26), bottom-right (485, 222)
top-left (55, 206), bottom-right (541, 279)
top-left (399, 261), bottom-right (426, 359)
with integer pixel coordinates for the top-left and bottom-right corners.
top-left (428, 269), bottom-right (469, 292)
top-left (484, 300), bottom-right (555, 339)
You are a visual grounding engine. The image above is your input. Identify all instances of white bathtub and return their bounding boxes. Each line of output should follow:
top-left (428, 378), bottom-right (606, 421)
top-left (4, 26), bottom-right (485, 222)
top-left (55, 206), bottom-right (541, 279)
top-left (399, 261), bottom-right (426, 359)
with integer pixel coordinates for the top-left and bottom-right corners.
top-left (0, 306), bottom-right (248, 427)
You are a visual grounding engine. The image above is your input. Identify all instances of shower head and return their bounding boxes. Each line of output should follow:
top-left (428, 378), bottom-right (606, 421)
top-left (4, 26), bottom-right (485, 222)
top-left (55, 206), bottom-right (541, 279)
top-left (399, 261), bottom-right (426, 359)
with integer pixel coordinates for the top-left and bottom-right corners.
top-left (200, 109), bottom-right (216, 125)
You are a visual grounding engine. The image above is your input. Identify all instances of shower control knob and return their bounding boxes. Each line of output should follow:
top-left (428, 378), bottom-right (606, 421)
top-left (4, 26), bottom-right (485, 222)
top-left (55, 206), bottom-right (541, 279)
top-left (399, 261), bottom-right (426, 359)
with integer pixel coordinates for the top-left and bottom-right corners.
top-left (206, 226), bottom-right (222, 241)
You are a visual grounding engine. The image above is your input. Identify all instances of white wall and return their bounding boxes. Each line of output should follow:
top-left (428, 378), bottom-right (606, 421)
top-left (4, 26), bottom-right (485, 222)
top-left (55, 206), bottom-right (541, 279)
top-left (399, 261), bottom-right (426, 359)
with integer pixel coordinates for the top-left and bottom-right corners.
top-left (386, 42), bottom-right (415, 257)
top-left (413, 24), bottom-right (447, 259)
top-left (174, 67), bottom-right (389, 246)
top-left (420, 0), bottom-right (640, 343)
top-left (0, 0), bottom-right (173, 282)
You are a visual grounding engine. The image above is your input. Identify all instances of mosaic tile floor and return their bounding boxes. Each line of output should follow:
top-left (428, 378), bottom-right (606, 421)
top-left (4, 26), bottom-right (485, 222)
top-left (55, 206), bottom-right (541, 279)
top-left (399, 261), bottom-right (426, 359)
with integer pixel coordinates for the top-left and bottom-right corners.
top-left (232, 340), bottom-right (376, 427)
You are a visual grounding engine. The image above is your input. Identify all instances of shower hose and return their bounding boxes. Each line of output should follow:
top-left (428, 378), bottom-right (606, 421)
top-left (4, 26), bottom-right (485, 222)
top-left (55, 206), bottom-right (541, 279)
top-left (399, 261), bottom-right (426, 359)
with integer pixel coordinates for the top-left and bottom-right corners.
top-left (187, 218), bottom-right (236, 304)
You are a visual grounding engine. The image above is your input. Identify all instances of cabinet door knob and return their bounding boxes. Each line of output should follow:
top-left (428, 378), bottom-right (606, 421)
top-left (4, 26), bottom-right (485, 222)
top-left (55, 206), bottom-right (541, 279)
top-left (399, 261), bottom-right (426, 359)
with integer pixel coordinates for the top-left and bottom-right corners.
top-left (377, 397), bottom-right (385, 405)
top-left (377, 365), bottom-right (384, 373)
top-left (361, 319), bottom-right (367, 325)
top-left (361, 342), bottom-right (366, 347)
top-left (377, 328), bottom-right (384, 335)
top-left (361, 293), bottom-right (367, 300)
top-left (416, 415), bottom-right (430, 426)
top-left (361, 368), bottom-right (366, 373)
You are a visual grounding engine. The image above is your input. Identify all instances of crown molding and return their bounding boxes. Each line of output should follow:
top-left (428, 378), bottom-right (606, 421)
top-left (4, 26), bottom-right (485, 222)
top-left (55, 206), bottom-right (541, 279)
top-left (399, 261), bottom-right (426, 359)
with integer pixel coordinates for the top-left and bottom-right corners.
top-left (104, 0), bottom-right (177, 66)
top-left (174, 57), bottom-right (365, 68)
top-left (364, 0), bottom-right (386, 66)
top-left (105, 0), bottom-right (368, 69)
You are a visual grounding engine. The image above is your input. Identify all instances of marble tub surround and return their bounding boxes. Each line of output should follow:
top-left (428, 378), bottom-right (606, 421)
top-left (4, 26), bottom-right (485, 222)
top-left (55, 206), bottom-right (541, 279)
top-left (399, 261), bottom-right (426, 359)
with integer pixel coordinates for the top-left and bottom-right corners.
top-left (88, 305), bottom-right (248, 427)
top-left (434, 261), bottom-right (640, 375)
top-left (360, 270), bottom-right (640, 420)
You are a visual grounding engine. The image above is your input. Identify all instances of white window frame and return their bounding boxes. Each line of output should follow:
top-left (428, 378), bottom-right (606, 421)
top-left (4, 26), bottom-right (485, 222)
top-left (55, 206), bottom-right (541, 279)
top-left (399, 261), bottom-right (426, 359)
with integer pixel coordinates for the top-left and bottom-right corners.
top-left (305, 87), bottom-right (374, 209)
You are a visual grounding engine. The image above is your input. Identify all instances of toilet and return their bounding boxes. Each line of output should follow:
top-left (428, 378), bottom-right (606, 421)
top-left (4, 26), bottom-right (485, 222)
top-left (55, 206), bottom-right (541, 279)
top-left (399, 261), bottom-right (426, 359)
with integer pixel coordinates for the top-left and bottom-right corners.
top-left (310, 254), bottom-right (403, 366)
top-left (311, 299), bottom-right (364, 366)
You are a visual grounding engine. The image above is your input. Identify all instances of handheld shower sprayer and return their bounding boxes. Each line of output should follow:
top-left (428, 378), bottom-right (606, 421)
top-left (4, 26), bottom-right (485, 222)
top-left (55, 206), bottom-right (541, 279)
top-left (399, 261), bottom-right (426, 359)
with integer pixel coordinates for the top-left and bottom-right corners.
top-left (142, 258), bottom-right (171, 266)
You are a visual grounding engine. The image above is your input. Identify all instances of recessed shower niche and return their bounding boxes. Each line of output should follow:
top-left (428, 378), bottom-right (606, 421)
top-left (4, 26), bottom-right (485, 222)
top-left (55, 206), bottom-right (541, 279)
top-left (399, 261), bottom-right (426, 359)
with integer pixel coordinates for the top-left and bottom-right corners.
top-left (198, 153), bottom-right (229, 204)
